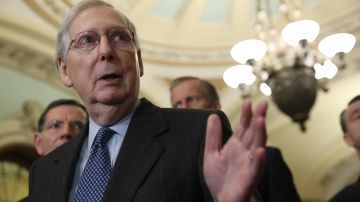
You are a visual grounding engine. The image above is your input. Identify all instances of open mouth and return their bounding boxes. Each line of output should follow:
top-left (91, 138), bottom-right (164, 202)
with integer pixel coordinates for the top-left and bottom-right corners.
top-left (99, 73), bottom-right (121, 81)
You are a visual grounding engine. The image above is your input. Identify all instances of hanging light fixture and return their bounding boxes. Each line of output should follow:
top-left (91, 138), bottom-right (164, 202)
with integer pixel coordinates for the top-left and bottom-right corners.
top-left (223, 0), bottom-right (356, 132)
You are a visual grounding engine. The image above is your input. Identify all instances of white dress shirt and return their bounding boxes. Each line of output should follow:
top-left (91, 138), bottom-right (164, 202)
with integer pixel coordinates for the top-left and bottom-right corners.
top-left (68, 112), bottom-right (133, 201)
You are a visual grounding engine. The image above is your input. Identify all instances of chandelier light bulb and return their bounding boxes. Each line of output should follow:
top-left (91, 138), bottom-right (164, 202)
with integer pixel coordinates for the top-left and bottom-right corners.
top-left (314, 60), bottom-right (338, 79)
top-left (313, 63), bottom-right (323, 79)
top-left (318, 33), bottom-right (356, 57)
top-left (223, 65), bottom-right (256, 88)
top-left (322, 60), bottom-right (338, 79)
top-left (230, 39), bottom-right (267, 64)
top-left (281, 20), bottom-right (320, 46)
top-left (260, 82), bottom-right (272, 96)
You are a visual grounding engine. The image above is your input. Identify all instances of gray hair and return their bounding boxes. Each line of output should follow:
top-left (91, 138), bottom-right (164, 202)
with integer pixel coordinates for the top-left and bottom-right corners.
top-left (56, 0), bottom-right (140, 67)
top-left (170, 76), bottom-right (220, 107)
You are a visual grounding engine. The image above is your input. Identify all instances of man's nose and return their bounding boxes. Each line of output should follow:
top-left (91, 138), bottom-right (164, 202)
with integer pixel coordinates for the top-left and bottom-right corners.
top-left (59, 124), bottom-right (76, 138)
top-left (99, 35), bottom-right (114, 61)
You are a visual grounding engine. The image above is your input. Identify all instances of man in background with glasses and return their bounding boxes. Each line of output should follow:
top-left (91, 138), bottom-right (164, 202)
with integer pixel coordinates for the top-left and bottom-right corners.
top-left (26, 1), bottom-right (269, 201)
top-left (34, 99), bottom-right (88, 156)
top-left (18, 99), bottom-right (88, 202)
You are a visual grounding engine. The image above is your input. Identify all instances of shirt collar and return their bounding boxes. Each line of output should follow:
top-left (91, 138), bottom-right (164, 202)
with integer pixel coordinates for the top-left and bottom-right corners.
top-left (87, 111), bottom-right (134, 151)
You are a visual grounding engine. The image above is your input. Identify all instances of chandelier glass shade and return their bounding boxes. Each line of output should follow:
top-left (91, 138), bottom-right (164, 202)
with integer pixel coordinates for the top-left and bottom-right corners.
top-left (223, 0), bottom-right (356, 131)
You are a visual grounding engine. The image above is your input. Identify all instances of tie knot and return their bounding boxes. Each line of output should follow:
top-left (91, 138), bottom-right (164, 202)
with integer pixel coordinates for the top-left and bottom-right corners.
top-left (95, 127), bottom-right (116, 146)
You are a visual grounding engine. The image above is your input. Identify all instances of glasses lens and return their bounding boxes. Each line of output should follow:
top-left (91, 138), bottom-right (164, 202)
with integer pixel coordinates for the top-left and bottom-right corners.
top-left (46, 120), bottom-right (64, 130)
top-left (109, 28), bottom-right (133, 46)
top-left (69, 121), bottom-right (85, 131)
top-left (74, 31), bottom-right (99, 49)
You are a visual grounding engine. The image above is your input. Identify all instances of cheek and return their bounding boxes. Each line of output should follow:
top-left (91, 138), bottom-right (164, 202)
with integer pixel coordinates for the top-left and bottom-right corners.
top-left (39, 135), bottom-right (54, 149)
top-left (123, 63), bottom-right (140, 83)
top-left (348, 123), bottom-right (360, 133)
top-left (197, 101), bottom-right (209, 108)
top-left (68, 54), bottom-right (96, 77)
top-left (70, 63), bottom-right (95, 92)
top-left (45, 133), bottom-right (57, 140)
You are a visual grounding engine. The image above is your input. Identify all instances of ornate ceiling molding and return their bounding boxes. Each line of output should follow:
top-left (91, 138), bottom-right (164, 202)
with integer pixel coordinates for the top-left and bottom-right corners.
top-left (22, 0), bottom-right (360, 65)
top-left (140, 42), bottom-right (233, 65)
top-left (0, 37), bottom-right (75, 97)
top-left (24, 0), bottom-right (68, 27)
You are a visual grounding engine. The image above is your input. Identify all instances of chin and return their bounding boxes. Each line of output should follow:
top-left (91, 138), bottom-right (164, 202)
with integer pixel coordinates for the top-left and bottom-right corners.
top-left (97, 94), bottom-right (127, 105)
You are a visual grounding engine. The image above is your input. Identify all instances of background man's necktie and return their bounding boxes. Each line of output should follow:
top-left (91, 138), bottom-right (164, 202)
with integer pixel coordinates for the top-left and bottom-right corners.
top-left (75, 127), bottom-right (116, 202)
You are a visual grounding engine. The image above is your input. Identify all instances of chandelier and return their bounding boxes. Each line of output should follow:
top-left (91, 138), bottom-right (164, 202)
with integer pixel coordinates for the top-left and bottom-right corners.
top-left (223, 0), bottom-right (356, 132)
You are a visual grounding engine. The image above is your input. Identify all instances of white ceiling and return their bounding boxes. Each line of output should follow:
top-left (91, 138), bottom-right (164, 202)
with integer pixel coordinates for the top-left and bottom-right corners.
top-left (0, 0), bottom-right (360, 201)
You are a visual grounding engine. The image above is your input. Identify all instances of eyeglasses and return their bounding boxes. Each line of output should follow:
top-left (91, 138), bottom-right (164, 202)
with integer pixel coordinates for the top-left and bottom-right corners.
top-left (68, 27), bottom-right (134, 52)
top-left (44, 120), bottom-right (85, 132)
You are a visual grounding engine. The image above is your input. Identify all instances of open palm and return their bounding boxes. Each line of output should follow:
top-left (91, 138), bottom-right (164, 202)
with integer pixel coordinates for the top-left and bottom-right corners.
top-left (204, 100), bottom-right (268, 202)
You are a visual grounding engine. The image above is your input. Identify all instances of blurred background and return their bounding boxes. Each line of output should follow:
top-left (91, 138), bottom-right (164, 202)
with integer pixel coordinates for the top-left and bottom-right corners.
top-left (0, 0), bottom-right (359, 201)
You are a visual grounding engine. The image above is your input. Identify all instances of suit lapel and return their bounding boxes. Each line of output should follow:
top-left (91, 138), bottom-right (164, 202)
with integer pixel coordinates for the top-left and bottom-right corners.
top-left (103, 99), bottom-right (168, 202)
top-left (49, 124), bottom-right (88, 201)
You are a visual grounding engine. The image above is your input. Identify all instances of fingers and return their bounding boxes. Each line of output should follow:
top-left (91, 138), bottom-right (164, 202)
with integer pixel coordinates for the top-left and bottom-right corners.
top-left (234, 99), bottom-right (252, 139)
top-left (204, 100), bottom-right (267, 159)
top-left (254, 100), bottom-right (268, 118)
top-left (204, 114), bottom-right (222, 156)
top-left (252, 101), bottom-right (268, 149)
top-left (250, 147), bottom-right (266, 186)
top-left (240, 100), bottom-right (253, 128)
top-left (241, 116), bottom-right (258, 149)
top-left (239, 100), bottom-right (268, 149)
top-left (250, 117), bottom-right (266, 151)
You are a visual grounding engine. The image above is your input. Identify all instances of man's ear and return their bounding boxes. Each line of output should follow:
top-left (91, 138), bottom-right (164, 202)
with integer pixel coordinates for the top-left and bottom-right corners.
top-left (343, 133), bottom-right (354, 147)
top-left (34, 132), bottom-right (44, 155)
top-left (136, 50), bottom-right (144, 77)
top-left (57, 58), bottom-right (73, 87)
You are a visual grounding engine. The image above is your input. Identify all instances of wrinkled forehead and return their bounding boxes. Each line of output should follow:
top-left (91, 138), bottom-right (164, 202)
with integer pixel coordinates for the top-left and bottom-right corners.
top-left (68, 5), bottom-right (128, 35)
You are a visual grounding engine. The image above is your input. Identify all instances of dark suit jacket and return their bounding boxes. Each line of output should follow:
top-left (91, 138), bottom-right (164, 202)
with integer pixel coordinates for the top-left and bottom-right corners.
top-left (27, 98), bottom-right (234, 202)
top-left (257, 146), bottom-right (301, 202)
top-left (329, 176), bottom-right (360, 202)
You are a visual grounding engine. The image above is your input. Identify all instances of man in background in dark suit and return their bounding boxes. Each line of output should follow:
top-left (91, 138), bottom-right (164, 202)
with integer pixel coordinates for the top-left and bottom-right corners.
top-left (34, 99), bottom-right (88, 156)
top-left (170, 76), bottom-right (302, 202)
top-left (19, 99), bottom-right (87, 202)
top-left (329, 95), bottom-right (360, 202)
top-left (26, 0), bottom-right (269, 201)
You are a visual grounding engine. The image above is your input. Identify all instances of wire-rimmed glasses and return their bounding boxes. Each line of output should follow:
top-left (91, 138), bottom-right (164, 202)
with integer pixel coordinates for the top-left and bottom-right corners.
top-left (68, 26), bottom-right (134, 53)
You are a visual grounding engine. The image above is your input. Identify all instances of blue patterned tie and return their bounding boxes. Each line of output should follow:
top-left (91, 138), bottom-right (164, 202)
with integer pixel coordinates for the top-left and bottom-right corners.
top-left (75, 127), bottom-right (116, 202)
